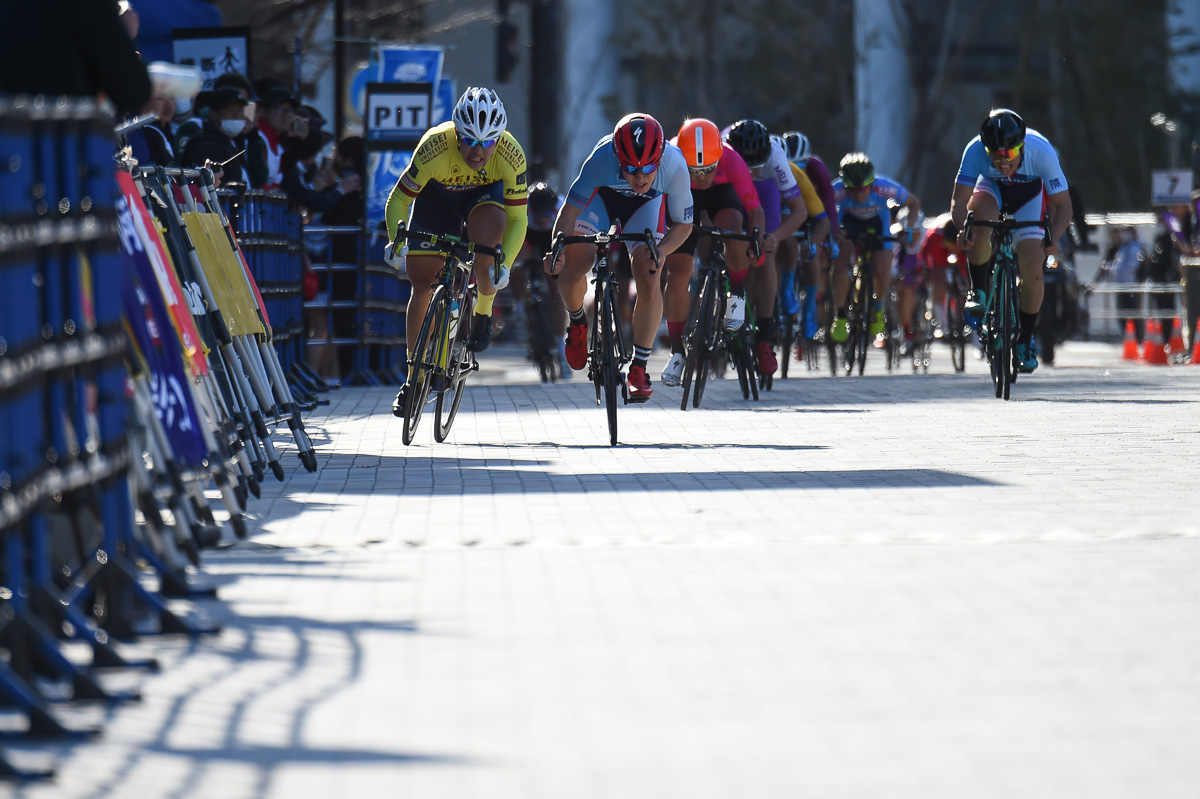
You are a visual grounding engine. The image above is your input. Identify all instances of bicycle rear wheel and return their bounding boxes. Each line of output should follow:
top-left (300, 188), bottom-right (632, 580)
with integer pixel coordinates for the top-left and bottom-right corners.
top-left (403, 286), bottom-right (448, 445)
top-left (948, 292), bottom-right (966, 373)
top-left (526, 295), bottom-right (558, 383)
top-left (780, 314), bottom-right (794, 379)
top-left (435, 291), bottom-right (476, 442)
top-left (681, 272), bottom-right (716, 410)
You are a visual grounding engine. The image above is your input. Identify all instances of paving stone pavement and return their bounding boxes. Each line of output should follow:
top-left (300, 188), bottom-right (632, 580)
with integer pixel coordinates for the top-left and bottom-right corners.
top-left (7, 341), bottom-right (1200, 798)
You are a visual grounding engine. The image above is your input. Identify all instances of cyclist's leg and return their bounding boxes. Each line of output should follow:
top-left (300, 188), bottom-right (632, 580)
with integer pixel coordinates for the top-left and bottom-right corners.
top-left (1010, 188), bottom-right (1049, 354)
top-left (777, 233), bottom-right (800, 314)
top-left (403, 256), bottom-right (444, 353)
top-left (664, 251), bottom-right (694, 354)
top-left (965, 180), bottom-right (1001, 294)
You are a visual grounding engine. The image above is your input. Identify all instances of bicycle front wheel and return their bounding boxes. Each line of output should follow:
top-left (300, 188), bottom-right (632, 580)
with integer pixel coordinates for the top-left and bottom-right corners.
top-left (599, 282), bottom-right (620, 445)
top-left (435, 291), bottom-right (476, 442)
top-left (403, 286), bottom-right (448, 445)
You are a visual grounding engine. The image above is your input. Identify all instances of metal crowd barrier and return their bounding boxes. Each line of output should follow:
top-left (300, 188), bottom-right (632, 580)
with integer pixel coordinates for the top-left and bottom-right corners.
top-left (1, 96), bottom-right (216, 780)
top-left (303, 225), bottom-right (408, 386)
top-left (1080, 281), bottom-right (1182, 338)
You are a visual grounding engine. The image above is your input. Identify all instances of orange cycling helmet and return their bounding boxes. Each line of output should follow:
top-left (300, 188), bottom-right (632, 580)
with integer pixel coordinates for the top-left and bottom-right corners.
top-left (677, 118), bottom-right (722, 169)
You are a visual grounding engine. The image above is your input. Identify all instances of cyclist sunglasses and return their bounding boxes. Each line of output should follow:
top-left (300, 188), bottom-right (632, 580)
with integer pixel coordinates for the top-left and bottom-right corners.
top-left (622, 163), bottom-right (658, 175)
top-left (688, 163), bottom-right (718, 177)
top-left (459, 134), bottom-right (499, 149)
top-left (985, 142), bottom-right (1022, 161)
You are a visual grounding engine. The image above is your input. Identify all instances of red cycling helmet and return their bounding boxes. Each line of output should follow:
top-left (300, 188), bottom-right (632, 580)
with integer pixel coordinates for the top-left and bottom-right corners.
top-left (612, 113), bottom-right (665, 169)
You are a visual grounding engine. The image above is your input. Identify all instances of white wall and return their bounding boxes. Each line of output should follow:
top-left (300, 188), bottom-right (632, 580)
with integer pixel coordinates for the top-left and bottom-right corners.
top-left (854, 0), bottom-right (913, 178)
top-left (558, 0), bottom-right (618, 188)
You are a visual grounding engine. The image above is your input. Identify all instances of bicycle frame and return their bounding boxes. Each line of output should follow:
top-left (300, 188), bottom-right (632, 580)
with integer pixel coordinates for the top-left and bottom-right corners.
top-left (550, 225), bottom-right (661, 445)
top-left (964, 212), bottom-right (1050, 400)
top-left (392, 226), bottom-right (503, 443)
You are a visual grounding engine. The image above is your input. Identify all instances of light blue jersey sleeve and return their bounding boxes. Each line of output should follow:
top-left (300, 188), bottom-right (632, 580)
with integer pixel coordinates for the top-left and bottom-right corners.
top-left (566, 137), bottom-right (616, 210)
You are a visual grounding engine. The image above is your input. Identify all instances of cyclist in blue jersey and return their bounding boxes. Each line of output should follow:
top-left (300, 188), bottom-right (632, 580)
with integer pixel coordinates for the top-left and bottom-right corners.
top-left (543, 113), bottom-right (694, 402)
top-left (830, 153), bottom-right (922, 341)
top-left (950, 108), bottom-right (1073, 373)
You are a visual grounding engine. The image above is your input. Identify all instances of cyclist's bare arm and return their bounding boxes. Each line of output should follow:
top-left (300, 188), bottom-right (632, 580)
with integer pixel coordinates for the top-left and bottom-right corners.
top-left (1044, 191), bottom-right (1073, 256)
top-left (544, 203), bottom-right (584, 274)
top-left (655, 222), bottom-right (693, 259)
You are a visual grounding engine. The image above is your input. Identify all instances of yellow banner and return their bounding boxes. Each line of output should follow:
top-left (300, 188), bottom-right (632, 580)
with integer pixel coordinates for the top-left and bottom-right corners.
top-left (182, 211), bottom-right (264, 337)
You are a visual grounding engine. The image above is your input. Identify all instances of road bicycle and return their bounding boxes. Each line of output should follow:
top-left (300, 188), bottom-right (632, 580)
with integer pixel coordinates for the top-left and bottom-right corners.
top-left (963, 212), bottom-right (1050, 400)
top-left (392, 226), bottom-right (503, 444)
top-left (944, 261), bottom-right (970, 373)
top-left (522, 255), bottom-right (560, 383)
top-left (549, 226), bottom-right (660, 446)
top-left (677, 226), bottom-right (761, 409)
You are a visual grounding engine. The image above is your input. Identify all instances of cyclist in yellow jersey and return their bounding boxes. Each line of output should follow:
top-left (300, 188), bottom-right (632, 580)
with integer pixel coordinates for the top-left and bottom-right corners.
top-left (384, 87), bottom-right (528, 415)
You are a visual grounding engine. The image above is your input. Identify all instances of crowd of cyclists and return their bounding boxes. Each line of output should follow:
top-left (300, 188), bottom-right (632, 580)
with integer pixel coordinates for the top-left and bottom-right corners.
top-left (385, 85), bottom-right (1073, 414)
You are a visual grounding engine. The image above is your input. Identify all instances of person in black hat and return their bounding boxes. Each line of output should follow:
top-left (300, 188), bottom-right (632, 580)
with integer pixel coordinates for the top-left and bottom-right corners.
top-left (181, 86), bottom-right (251, 185)
top-left (249, 84), bottom-right (306, 190)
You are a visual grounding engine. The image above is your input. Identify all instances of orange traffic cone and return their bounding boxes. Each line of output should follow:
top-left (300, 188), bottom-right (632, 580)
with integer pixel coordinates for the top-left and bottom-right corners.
top-left (1167, 317), bottom-right (1185, 356)
top-left (1121, 319), bottom-right (1139, 361)
top-left (1190, 321), bottom-right (1200, 365)
top-left (1141, 319), bottom-right (1169, 365)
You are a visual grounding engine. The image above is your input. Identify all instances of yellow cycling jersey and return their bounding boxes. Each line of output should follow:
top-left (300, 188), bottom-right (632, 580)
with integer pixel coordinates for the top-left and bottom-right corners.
top-left (788, 162), bottom-right (827, 219)
top-left (385, 120), bottom-right (529, 269)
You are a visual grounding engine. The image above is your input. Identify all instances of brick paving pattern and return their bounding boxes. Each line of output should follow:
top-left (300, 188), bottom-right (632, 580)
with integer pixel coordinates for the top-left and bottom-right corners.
top-left (8, 342), bottom-right (1200, 799)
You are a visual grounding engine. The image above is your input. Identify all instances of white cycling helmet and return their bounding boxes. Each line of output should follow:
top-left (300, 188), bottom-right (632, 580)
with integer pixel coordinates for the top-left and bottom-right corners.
top-left (452, 86), bottom-right (507, 143)
top-left (782, 131), bottom-right (812, 164)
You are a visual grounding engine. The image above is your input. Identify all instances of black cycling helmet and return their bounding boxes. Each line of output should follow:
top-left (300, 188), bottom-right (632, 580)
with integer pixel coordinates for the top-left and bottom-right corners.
top-left (725, 119), bottom-right (771, 168)
top-left (980, 108), bottom-right (1026, 152)
top-left (528, 181), bottom-right (558, 214)
top-left (838, 152), bottom-right (875, 188)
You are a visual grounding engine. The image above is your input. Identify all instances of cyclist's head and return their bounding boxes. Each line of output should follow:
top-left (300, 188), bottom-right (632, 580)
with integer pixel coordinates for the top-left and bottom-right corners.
top-left (980, 108), bottom-right (1025, 160)
top-left (452, 87), bottom-right (507, 146)
top-left (782, 131), bottom-right (811, 165)
top-left (528, 181), bottom-right (558, 230)
top-left (677, 118), bottom-right (722, 175)
top-left (612, 113), bottom-right (665, 174)
top-left (725, 119), bottom-right (771, 169)
top-left (839, 152), bottom-right (875, 189)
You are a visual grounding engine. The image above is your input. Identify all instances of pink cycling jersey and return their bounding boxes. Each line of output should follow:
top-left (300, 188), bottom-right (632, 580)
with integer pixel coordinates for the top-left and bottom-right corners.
top-left (668, 138), bottom-right (762, 213)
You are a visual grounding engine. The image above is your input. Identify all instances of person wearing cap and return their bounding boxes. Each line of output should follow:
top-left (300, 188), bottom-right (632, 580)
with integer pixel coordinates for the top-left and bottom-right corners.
top-left (249, 85), bottom-right (307, 190)
top-left (181, 86), bottom-right (251, 185)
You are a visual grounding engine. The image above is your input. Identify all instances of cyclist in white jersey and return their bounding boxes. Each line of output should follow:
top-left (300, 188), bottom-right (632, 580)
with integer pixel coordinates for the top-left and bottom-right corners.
top-left (950, 108), bottom-right (1073, 372)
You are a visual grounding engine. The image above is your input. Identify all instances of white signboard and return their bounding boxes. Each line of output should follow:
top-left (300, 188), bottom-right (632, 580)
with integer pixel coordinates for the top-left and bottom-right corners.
top-left (1152, 169), bottom-right (1194, 206)
top-left (172, 27), bottom-right (251, 91)
top-left (365, 83), bottom-right (432, 144)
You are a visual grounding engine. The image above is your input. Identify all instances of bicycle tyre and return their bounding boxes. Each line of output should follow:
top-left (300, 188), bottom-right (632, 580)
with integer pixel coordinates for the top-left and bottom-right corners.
top-left (682, 271), bottom-right (715, 410)
top-left (948, 292), bottom-right (967, 373)
top-left (780, 315), bottom-right (794, 379)
top-left (435, 291), bottom-right (476, 442)
top-left (600, 283), bottom-right (620, 446)
top-left (403, 286), bottom-right (447, 445)
top-left (526, 295), bottom-right (558, 383)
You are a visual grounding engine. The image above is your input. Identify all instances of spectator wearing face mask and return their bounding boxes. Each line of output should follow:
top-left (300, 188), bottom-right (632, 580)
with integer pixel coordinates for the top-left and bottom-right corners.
top-left (181, 87), bottom-right (251, 185)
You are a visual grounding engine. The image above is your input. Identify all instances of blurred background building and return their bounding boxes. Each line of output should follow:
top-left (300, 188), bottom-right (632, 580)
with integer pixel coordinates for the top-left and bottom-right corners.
top-left (132, 0), bottom-right (1199, 212)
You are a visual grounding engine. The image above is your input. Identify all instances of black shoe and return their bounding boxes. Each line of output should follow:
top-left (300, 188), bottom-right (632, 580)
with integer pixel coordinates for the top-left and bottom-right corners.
top-left (467, 313), bottom-right (493, 352)
top-left (391, 385), bottom-right (407, 417)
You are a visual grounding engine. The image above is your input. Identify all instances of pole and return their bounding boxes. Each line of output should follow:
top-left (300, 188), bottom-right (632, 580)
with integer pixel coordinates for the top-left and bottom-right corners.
top-left (334, 0), bottom-right (346, 138)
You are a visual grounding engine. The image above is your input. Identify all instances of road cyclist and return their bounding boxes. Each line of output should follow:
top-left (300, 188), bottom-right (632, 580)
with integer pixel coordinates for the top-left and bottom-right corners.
top-left (543, 113), bottom-right (694, 403)
top-left (660, 117), bottom-right (763, 389)
top-left (383, 86), bottom-right (529, 414)
top-left (514, 181), bottom-right (570, 380)
top-left (950, 108), bottom-right (1073, 374)
top-left (723, 119), bottom-right (809, 381)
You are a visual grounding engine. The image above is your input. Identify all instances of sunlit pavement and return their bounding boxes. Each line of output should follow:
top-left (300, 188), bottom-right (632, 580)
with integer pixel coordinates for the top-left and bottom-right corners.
top-left (12, 339), bottom-right (1200, 798)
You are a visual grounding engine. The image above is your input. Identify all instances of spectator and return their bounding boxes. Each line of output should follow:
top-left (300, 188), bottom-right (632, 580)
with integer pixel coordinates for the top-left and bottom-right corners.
top-left (0, 0), bottom-right (151, 117)
top-left (281, 129), bottom-right (361, 386)
top-left (249, 85), bottom-right (305, 190)
top-left (1166, 198), bottom-right (1200, 349)
top-left (181, 87), bottom-right (251, 185)
top-left (1110, 226), bottom-right (1146, 342)
top-left (129, 88), bottom-right (178, 166)
top-left (169, 91), bottom-right (204, 152)
top-left (320, 136), bottom-right (366, 376)
top-left (1146, 211), bottom-right (1182, 347)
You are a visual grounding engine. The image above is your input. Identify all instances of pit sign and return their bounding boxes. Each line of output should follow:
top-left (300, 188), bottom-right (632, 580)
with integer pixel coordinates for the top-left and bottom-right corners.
top-left (366, 83), bottom-right (432, 145)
